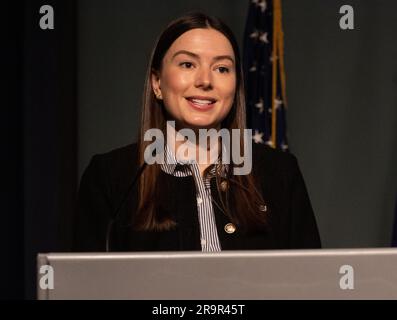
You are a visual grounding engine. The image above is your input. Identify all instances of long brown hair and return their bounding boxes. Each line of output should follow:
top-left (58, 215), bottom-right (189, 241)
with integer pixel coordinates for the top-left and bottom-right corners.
top-left (134, 12), bottom-right (268, 233)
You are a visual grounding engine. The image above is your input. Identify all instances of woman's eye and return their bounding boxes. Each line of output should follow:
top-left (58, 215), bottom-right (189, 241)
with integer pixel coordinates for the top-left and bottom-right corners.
top-left (180, 62), bottom-right (194, 69)
top-left (217, 66), bottom-right (230, 74)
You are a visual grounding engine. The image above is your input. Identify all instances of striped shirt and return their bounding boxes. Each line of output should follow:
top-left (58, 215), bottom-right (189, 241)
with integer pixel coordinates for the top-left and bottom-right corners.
top-left (160, 144), bottom-right (225, 252)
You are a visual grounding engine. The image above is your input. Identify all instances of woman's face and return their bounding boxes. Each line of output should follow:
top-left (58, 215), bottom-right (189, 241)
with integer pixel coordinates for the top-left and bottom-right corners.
top-left (152, 28), bottom-right (236, 130)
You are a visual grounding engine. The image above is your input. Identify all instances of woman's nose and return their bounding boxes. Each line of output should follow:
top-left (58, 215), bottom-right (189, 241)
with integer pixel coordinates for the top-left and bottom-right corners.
top-left (194, 67), bottom-right (212, 89)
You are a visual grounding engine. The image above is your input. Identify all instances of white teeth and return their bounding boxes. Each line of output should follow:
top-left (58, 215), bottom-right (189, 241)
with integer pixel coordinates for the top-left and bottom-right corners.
top-left (190, 98), bottom-right (214, 105)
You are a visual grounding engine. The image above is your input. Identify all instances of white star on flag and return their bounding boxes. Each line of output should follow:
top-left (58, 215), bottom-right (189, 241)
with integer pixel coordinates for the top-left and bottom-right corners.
top-left (255, 98), bottom-right (264, 114)
top-left (249, 30), bottom-right (259, 39)
top-left (265, 139), bottom-right (274, 147)
top-left (274, 97), bottom-right (283, 110)
top-left (269, 54), bottom-right (278, 63)
top-left (259, 32), bottom-right (269, 44)
top-left (253, 130), bottom-right (265, 144)
top-left (281, 142), bottom-right (289, 151)
top-left (258, 0), bottom-right (267, 13)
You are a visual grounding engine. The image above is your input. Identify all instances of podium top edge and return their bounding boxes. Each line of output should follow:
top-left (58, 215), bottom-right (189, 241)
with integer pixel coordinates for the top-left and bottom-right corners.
top-left (37, 247), bottom-right (397, 261)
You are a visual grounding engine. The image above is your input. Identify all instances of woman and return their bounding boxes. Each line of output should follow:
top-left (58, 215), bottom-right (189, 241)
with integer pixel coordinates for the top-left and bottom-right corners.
top-left (73, 12), bottom-right (321, 252)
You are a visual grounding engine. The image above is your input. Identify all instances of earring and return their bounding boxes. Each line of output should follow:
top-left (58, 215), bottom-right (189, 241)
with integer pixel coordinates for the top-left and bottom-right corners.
top-left (155, 92), bottom-right (162, 99)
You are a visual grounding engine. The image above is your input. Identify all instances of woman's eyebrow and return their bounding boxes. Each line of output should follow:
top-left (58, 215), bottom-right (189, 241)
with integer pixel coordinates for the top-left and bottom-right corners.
top-left (171, 50), bottom-right (235, 64)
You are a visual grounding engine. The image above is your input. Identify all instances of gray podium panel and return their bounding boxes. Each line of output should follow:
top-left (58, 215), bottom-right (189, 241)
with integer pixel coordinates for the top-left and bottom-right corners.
top-left (37, 248), bottom-right (397, 300)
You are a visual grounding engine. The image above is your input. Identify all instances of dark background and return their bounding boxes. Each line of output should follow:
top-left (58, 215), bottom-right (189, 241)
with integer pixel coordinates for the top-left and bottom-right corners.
top-left (5, 0), bottom-right (397, 299)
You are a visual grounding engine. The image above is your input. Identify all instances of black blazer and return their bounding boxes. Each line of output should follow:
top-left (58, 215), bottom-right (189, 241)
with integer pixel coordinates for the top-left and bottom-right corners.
top-left (73, 143), bottom-right (321, 252)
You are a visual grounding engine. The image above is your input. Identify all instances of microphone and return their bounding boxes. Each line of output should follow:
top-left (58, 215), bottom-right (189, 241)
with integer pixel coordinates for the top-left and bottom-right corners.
top-left (105, 162), bottom-right (147, 252)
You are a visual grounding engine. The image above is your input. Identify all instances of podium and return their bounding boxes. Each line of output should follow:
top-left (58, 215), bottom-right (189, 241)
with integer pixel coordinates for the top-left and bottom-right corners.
top-left (37, 248), bottom-right (397, 299)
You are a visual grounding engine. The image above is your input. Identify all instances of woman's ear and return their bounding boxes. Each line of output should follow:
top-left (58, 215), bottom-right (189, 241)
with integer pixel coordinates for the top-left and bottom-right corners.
top-left (151, 71), bottom-right (163, 100)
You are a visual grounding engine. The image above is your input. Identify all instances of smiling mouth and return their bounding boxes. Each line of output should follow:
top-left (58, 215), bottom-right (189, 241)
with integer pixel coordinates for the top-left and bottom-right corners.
top-left (185, 97), bottom-right (217, 110)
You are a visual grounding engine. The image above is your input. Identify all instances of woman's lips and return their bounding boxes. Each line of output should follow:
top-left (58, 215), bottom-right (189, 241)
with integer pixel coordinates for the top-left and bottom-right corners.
top-left (185, 98), bottom-right (216, 111)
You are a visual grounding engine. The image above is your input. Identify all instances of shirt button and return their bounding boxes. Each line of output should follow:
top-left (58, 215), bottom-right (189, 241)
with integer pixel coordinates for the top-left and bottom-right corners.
top-left (220, 180), bottom-right (228, 192)
top-left (197, 197), bottom-right (203, 204)
top-left (224, 223), bottom-right (236, 234)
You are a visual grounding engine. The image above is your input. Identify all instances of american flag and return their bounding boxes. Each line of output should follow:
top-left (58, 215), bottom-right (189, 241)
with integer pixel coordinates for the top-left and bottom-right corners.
top-left (243, 0), bottom-right (289, 151)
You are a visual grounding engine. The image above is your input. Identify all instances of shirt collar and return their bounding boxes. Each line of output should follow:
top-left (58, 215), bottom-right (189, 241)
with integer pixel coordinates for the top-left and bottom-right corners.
top-left (160, 143), bottom-right (191, 176)
top-left (160, 143), bottom-right (228, 178)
